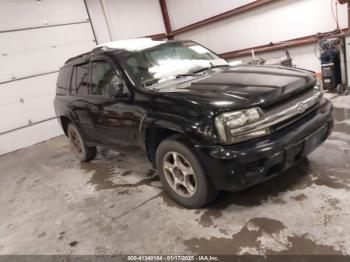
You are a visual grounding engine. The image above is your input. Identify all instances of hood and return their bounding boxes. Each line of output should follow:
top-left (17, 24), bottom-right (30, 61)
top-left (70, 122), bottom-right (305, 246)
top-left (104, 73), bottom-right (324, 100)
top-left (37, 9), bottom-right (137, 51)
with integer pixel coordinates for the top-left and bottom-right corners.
top-left (155, 65), bottom-right (316, 111)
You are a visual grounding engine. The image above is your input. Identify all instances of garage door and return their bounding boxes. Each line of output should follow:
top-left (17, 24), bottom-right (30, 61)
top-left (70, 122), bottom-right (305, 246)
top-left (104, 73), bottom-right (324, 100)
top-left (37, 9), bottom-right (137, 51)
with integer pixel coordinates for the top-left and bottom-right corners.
top-left (0, 0), bottom-right (96, 155)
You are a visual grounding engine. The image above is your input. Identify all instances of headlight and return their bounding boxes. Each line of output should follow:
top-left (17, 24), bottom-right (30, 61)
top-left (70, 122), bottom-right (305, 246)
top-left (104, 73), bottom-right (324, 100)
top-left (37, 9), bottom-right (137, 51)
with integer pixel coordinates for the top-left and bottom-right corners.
top-left (314, 81), bottom-right (324, 92)
top-left (214, 107), bottom-right (267, 144)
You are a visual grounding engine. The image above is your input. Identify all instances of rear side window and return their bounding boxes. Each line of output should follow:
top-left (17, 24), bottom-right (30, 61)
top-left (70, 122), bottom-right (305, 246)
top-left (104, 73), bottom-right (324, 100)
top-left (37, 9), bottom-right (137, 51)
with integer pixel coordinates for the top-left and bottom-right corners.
top-left (71, 63), bottom-right (90, 96)
top-left (56, 66), bottom-right (71, 95)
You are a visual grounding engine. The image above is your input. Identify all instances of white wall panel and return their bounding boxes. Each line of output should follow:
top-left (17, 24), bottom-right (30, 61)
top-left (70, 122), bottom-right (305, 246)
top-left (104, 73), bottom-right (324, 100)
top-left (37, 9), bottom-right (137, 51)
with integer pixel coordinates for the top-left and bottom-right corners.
top-left (23, 94), bottom-right (56, 123)
top-left (0, 102), bottom-right (27, 133)
top-left (0, 73), bottom-right (58, 107)
top-left (0, 0), bottom-right (95, 155)
top-left (166, 0), bottom-right (255, 30)
top-left (0, 73), bottom-right (57, 134)
top-left (85, 0), bottom-right (111, 43)
top-left (0, 96), bottom-right (56, 134)
top-left (86, 0), bottom-right (165, 43)
top-left (0, 23), bottom-right (95, 82)
top-left (0, 119), bottom-right (63, 156)
top-left (105, 0), bottom-right (165, 40)
top-left (0, 0), bottom-right (88, 31)
top-left (175, 0), bottom-right (348, 54)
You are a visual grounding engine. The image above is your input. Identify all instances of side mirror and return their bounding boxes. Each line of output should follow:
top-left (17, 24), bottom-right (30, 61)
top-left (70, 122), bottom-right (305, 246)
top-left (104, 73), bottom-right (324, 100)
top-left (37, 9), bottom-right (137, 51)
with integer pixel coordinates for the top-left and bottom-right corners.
top-left (106, 81), bottom-right (124, 98)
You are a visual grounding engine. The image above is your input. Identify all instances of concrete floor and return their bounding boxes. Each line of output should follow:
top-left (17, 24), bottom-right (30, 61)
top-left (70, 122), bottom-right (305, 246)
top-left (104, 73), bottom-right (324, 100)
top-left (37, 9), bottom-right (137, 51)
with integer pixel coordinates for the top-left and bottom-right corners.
top-left (0, 94), bottom-right (350, 255)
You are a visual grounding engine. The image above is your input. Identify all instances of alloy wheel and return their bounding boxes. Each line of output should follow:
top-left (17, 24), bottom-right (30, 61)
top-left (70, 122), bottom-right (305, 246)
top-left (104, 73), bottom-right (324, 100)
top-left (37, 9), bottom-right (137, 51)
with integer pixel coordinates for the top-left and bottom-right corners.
top-left (163, 151), bottom-right (197, 198)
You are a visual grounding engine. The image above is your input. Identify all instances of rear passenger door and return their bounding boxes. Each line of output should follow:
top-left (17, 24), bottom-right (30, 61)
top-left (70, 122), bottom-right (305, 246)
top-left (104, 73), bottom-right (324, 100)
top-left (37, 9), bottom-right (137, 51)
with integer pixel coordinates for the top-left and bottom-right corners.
top-left (69, 61), bottom-right (97, 140)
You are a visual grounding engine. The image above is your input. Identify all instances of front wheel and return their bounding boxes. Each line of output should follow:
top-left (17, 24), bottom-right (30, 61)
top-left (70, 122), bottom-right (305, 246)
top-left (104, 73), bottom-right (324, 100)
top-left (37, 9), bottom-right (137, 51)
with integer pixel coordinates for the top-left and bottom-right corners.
top-left (156, 136), bottom-right (217, 208)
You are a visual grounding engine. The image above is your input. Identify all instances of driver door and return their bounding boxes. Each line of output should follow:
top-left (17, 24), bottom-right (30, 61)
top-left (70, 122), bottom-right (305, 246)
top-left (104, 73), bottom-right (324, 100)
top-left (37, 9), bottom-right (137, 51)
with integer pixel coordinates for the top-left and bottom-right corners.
top-left (87, 56), bottom-right (138, 149)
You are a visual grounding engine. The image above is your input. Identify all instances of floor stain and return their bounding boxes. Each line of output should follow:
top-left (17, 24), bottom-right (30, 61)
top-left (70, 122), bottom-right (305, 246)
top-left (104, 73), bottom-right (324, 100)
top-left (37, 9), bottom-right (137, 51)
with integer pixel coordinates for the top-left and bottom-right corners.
top-left (266, 235), bottom-right (343, 255)
top-left (37, 232), bottom-right (46, 238)
top-left (333, 107), bottom-right (350, 122)
top-left (121, 170), bottom-right (133, 177)
top-left (333, 107), bottom-right (350, 133)
top-left (95, 247), bottom-right (119, 255)
top-left (113, 176), bottom-right (160, 188)
top-left (197, 209), bottom-right (223, 227)
top-left (96, 148), bottom-right (124, 161)
top-left (184, 217), bottom-right (285, 255)
top-left (16, 177), bottom-right (26, 185)
top-left (185, 217), bottom-right (341, 255)
top-left (305, 170), bottom-right (349, 190)
top-left (117, 189), bottom-right (131, 195)
top-left (325, 198), bottom-right (341, 211)
top-left (250, 217), bottom-right (286, 234)
top-left (69, 241), bottom-right (78, 247)
top-left (82, 161), bottom-right (159, 191)
top-left (58, 231), bottom-right (65, 240)
top-left (81, 162), bottom-right (116, 191)
top-left (219, 229), bottom-right (229, 235)
top-left (291, 194), bottom-right (307, 202)
top-left (269, 197), bottom-right (287, 205)
top-left (145, 169), bottom-right (156, 177)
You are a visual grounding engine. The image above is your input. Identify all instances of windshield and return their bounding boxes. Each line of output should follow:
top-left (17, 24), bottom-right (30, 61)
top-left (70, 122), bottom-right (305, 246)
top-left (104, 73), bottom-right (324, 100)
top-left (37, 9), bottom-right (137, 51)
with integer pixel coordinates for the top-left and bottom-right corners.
top-left (118, 41), bottom-right (228, 88)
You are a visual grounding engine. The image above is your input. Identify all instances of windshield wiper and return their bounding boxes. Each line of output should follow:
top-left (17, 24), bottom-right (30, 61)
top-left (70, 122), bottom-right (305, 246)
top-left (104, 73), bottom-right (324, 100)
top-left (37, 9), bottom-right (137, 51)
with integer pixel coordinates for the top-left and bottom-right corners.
top-left (141, 78), bottom-right (159, 87)
top-left (176, 64), bottom-right (229, 78)
top-left (193, 64), bottom-right (229, 74)
top-left (175, 73), bottom-right (196, 78)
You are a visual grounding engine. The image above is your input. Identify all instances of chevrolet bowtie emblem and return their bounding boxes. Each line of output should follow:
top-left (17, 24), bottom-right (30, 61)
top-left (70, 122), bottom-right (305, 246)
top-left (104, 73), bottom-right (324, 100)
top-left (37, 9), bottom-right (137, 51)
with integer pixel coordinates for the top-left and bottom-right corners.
top-left (296, 101), bottom-right (308, 114)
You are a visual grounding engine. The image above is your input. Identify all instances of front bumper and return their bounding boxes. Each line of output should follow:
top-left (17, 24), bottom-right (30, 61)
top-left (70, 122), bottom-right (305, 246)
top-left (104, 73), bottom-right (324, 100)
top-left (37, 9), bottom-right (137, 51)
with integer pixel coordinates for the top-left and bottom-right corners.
top-left (194, 98), bottom-right (333, 191)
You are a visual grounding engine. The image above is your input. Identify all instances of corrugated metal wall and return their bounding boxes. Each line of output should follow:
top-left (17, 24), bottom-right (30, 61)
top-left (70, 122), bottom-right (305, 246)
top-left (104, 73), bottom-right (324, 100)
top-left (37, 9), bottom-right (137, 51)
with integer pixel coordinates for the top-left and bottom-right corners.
top-left (169, 0), bottom-right (348, 72)
top-left (85, 0), bottom-right (166, 43)
top-left (0, 0), bottom-right (96, 155)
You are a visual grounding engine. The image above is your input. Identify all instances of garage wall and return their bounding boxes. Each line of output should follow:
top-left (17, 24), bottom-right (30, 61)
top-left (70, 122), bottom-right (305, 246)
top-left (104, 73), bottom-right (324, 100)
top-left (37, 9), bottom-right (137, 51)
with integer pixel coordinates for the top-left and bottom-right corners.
top-left (166, 0), bottom-right (256, 30)
top-left (86, 0), bottom-right (165, 43)
top-left (235, 44), bottom-right (321, 72)
top-left (0, 0), bottom-right (96, 155)
top-left (170, 0), bottom-right (348, 72)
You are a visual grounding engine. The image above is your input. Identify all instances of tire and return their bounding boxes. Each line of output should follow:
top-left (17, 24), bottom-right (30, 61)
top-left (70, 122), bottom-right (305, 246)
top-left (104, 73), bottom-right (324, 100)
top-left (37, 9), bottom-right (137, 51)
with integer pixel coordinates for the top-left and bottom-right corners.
top-left (156, 135), bottom-right (218, 208)
top-left (337, 84), bottom-right (346, 95)
top-left (67, 124), bottom-right (96, 162)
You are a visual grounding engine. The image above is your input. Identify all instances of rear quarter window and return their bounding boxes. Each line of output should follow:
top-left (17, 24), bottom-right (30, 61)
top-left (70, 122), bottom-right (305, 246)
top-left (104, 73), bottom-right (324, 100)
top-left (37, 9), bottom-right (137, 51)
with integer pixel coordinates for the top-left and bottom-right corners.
top-left (56, 66), bottom-right (72, 95)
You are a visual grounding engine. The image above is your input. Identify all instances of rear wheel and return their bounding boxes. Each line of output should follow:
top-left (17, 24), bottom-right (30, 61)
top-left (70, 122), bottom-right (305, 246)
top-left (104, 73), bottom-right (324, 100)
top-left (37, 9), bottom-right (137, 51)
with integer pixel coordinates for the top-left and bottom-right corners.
top-left (156, 136), bottom-right (217, 208)
top-left (67, 124), bottom-right (96, 162)
top-left (337, 84), bottom-right (346, 95)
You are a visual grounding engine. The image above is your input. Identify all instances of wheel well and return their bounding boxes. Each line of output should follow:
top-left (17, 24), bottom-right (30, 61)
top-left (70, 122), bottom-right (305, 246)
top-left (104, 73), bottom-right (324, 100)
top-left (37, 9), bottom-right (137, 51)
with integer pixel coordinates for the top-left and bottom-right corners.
top-left (145, 127), bottom-right (181, 167)
top-left (60, 116), bottom-right (71, 136)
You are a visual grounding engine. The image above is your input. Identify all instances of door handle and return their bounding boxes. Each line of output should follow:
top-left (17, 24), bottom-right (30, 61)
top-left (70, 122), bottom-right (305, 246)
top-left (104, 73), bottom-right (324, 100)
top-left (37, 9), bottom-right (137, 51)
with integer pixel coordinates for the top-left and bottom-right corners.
top-left (88, 105), bottom-right (100, 113)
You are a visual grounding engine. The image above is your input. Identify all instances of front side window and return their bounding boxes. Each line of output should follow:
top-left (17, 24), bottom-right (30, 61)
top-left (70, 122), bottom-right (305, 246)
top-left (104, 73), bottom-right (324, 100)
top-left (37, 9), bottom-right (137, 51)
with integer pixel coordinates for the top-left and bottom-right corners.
top-left (71, 63), bottom-right (90, 96)
top-left (118, 41), bottom-right (228, 88)
top-left (91, 61), bottom-right (121, 96)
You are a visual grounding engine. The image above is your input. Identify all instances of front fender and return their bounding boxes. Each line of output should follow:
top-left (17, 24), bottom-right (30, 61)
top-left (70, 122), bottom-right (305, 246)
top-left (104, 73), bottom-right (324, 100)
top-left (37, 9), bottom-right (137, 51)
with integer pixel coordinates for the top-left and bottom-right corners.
top-left (138, 113), bottom-right (188, 151)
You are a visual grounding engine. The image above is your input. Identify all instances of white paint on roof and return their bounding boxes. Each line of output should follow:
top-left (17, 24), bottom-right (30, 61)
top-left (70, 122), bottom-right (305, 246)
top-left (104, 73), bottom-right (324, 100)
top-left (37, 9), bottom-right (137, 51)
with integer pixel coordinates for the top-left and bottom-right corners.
top-left (97, 38), bottom-right (166, 51)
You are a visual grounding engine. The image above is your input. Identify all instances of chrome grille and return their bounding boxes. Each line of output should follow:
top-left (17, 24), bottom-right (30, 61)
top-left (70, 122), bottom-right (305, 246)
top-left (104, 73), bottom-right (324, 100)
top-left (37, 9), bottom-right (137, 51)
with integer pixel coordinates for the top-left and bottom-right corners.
top-left (229, 87), bottom-right (322, 136)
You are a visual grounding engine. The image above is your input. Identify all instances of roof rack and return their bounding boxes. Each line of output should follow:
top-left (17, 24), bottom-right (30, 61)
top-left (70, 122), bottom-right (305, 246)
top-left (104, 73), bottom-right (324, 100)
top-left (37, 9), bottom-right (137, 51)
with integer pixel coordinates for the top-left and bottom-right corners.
top-left (92, 46), bottom-right (108, 52)
top-left (94, 38), bottom-right (166, 52)
top-left (64, 50), bottom-right (92, 64)
top-left (65, 38), bottom-right (169, 64)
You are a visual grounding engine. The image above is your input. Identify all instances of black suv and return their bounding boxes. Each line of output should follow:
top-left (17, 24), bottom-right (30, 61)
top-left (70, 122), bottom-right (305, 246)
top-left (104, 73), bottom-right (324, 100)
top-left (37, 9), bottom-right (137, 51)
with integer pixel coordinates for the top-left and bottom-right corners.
top-left (54, 39), bottom-right (333, 208)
